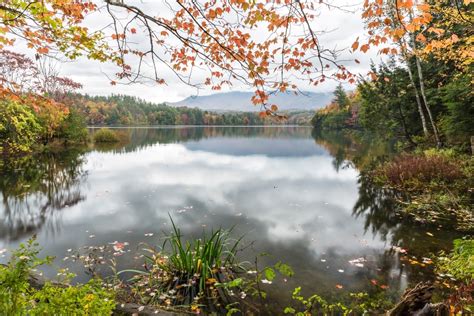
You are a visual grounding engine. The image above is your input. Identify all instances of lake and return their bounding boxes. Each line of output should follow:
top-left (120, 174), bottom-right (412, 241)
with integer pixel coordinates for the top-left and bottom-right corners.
top-left (0, 126), bottom-right (458, 310)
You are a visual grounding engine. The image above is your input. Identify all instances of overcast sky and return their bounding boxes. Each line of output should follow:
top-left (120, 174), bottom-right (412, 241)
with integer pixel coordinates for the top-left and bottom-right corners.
top-left (19, 0), bottom-right (381, 103)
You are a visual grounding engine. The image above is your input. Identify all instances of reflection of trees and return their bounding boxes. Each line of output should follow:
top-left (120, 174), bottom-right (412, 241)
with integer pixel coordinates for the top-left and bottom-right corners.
top-left (92, 126), bottom-right (313, 154)
top-left (0, 148), bottom-right (87, 241)
top-left (354, 174), bottom-right (463, 288)
top-left (314, 129), bottom-right (462, 293)
top-left (312, 129), bottom-right (394, 171)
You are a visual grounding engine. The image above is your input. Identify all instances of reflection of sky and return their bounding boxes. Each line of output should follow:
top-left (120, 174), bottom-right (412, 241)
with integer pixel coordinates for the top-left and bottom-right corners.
top-left (0, 129), bottom-right (404, 301)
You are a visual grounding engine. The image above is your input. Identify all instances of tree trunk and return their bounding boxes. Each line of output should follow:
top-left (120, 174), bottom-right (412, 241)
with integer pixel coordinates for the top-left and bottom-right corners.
top-left (414, 54), bottom-right (441, 147)
top-left (403, 54), bottom-right (429, 137)
top-left (407, 9), bottom-right (441, 146)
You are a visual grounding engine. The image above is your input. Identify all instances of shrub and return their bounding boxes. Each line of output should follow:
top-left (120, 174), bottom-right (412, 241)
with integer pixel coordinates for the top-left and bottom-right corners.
top-left (58, 108), bottom-right (89, 144)
top-left (0, 100), bottom-right (41, 154)
top-left (0, 237), bottom-right (115, 315)
top-left (380, 153), bottom-right (463, 190)
top-left (437, 238), bottom-right (474, 283)
top-left (93, 128), bottom-right (119, 143)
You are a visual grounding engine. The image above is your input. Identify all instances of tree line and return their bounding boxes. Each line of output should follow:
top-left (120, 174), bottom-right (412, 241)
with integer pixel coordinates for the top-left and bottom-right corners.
top-left (65, 94), bottom-right (269, 126)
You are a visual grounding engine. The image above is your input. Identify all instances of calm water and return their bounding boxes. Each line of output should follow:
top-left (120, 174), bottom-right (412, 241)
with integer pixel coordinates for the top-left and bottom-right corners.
top-left (0, 127), bottom-right (459, 308)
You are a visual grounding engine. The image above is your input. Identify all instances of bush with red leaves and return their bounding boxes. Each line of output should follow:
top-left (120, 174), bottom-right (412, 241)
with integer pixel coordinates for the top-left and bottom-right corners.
top-left (380, 154), bottom-right (463, 190)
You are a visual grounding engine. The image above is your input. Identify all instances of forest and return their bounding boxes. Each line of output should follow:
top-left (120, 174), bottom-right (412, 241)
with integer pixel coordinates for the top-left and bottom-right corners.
top-left (67, 93), bottom-right (269, 126)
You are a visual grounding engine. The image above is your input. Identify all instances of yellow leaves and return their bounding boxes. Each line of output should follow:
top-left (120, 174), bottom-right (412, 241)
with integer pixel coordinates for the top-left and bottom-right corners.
top-left (270, 104), bottom-right (278, 112)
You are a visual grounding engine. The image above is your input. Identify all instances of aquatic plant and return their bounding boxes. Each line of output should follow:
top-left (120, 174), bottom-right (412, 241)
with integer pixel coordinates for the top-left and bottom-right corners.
top-left (93, 128), bottom-right (120, 143)
top-left (117, 217), bottom-right (244, 313)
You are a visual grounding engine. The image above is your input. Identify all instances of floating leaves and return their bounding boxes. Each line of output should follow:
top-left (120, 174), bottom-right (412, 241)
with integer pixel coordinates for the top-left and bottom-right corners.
top-left (348, 257), bottom-right (367, 268)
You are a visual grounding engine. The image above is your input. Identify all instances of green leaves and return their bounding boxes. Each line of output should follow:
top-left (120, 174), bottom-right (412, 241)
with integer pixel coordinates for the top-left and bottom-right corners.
top-left (275, 261), bottom-right (294, 277)
top-left (263, 267), bottom-right (276, 281)
top-left (0, 237), bottom-right (115, 315)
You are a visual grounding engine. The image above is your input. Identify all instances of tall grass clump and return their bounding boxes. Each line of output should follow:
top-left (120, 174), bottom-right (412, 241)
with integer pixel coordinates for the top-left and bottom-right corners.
top-left (118, 217), bottom-right (243, 312)
top-left (93, 128), bottom-right (120, 143)
top-left (163, 218), bottom-right (242, 292)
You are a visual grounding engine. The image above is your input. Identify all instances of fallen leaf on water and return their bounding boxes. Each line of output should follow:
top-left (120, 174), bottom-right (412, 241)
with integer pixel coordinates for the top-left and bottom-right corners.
top-left (371, 279), bottom-right (378, 285)
top-left (380, 285), bottom-right (389, 290)
top-left (426, 232), bottom-right (434, 237)
top-left (335, 284), bottom-right (343, 289)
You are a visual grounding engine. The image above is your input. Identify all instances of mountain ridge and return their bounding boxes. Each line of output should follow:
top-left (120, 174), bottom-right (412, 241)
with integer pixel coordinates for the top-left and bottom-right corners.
top-left (167, 91), bottom-right (332, 112)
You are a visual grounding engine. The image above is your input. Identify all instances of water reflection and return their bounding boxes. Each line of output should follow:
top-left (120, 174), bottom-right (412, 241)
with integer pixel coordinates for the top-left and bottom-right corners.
top-left (0, 149), bottom-right (87, 241)
top-left (0, 127), bottom-right (460, 308)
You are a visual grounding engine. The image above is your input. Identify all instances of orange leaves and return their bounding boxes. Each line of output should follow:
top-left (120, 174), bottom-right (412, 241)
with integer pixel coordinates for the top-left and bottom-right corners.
top-left (130, 28), bottom-right (137, 34)
top-left (416, 33), bottom-right (426, 43)
top-left (360, 44), bottom-right (370, 53)
top-left (351, 39), bottom-right (359, 51)
top-left (369, 72), bottom-right (378, 81)
top-left (37, 47), bottom-right (49, 54)
top-left (111, 33), bottom-right (125, 40)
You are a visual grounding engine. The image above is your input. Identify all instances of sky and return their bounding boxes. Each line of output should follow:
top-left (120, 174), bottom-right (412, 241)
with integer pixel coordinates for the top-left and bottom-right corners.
top-left (19, 0), bottom-right (381, 104)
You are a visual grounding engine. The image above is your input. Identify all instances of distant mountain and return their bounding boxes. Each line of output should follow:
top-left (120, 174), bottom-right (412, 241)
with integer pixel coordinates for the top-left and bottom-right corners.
top-left (167, 91), bottom-right (332, 112)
